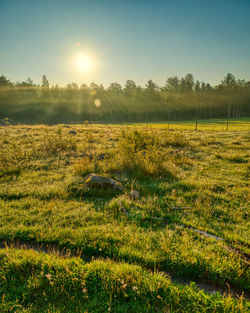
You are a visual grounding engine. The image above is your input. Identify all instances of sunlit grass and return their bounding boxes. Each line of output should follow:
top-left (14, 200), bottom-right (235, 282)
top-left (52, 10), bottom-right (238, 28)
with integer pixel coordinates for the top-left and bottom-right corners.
top-left (0, 122), bottom-right (249, 311)
top-left (113, 119), bottom-right (250, 130)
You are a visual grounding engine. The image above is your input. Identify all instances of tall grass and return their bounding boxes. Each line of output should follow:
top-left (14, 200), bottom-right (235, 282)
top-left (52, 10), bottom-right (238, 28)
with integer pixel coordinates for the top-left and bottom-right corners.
top-left (39, 127), bottom-right (77, 156)
top-left (0, 143), bottom-right (28, 177)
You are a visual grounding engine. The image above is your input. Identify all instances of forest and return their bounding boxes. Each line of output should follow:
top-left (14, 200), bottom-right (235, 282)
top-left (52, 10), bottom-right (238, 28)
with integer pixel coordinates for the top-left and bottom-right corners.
top-left (0, 73), bottom-right (249, 124)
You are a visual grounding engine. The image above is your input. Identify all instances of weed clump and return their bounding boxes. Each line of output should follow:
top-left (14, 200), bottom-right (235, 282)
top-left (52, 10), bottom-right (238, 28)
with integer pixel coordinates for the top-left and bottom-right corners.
top-left (244, 163), bottom-right (250, 178)
top-left (0, 143), bottom-right (28, 177)
top-left (71, 129), bottom-right (176, 180)
top-left (115, 129), bottom-right (175, 179)
top-left (72, 156), bottom-right (99, 177)
top-left (39, 127), bottom-right (77, 157)
top-left (105, 197), bottom-right (130, 219)
top-left (226, 154), bottom-right (248, 164)
top-left (161, 131), bottom-right (190, 147)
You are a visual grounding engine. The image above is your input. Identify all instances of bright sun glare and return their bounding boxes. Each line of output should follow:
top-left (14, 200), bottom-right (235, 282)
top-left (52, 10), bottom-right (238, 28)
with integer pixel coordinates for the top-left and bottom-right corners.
top-left (76, 54), bottom-right (92, 72)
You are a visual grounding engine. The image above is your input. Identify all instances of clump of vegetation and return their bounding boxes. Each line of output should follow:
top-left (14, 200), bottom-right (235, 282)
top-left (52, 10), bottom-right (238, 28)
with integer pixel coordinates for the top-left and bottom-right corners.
top-left (72, 156), bottom-right (99, 177)
top-left (114, 129), bottom-right (176, 178)
top-left (161, 130), bottom-right (190, 147)
top-left (71, 129), bottom-right (177, 179)
top-left (226, 153), bottom-right (248, 164)
top-left (245, 164), bottom-right (250, 178)
top-left (0, 142), bottom-right (28, 177)
top-left (105, 196), bottom-right (130, 219)
top-left (38, 127), bottom-right (77, 157)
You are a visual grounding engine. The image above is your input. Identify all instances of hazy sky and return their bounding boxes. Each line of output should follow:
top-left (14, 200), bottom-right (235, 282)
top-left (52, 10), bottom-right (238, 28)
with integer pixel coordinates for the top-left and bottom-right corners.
top-left (0, 0), bottom-right (250, 87)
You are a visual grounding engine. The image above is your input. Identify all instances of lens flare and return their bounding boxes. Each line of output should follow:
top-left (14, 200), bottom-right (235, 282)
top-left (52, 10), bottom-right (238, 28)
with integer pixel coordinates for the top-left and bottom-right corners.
top-left (94, 98), bottom-right (101, 107)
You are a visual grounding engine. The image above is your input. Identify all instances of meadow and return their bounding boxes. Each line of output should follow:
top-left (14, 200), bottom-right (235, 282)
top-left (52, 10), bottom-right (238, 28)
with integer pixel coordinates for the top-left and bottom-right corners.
top-left (0, 120), bottom-right (249, 312)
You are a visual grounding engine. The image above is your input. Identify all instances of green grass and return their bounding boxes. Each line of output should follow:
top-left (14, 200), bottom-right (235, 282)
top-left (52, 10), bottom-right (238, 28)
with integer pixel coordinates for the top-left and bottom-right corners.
top-left (0, 121), bottom-right (249, 312)
top-left (116, 118), bottom-right (250, 130)
top-left (0, 248), bottom-right (248, 313)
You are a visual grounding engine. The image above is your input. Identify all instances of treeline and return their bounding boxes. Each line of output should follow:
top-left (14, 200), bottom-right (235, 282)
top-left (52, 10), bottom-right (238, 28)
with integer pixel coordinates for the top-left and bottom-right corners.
top-left (0, 73), bottom-right (249, 124)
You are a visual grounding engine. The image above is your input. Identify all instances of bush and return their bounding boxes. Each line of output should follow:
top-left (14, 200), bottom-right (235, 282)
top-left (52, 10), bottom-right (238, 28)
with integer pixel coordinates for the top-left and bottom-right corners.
top-left (115, 129), bottom-right (175, 179)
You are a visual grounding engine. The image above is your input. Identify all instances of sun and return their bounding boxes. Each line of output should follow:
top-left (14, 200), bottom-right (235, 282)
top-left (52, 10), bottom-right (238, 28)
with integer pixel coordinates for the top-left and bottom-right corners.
top-left (76, 54), bottom-right (92, 72)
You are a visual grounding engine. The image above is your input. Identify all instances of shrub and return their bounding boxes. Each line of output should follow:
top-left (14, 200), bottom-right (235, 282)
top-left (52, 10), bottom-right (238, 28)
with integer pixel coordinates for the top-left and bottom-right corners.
top-left (115, 129), bottom-right (175, 179)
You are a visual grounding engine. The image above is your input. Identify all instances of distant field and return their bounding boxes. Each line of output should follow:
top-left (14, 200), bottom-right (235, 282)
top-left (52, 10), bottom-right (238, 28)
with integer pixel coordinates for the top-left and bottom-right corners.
top-left (0, 122), bottom-right (249, 312)
top-left (110, 118), bottom-right (250, 130)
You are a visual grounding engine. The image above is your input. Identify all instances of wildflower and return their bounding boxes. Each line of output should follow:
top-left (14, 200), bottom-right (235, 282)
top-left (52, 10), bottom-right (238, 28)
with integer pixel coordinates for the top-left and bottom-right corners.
top-left (45, 273), bottom-right (51, 281)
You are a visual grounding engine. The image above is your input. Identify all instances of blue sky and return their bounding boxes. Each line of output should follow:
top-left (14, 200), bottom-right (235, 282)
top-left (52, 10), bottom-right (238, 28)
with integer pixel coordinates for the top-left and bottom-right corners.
top-left (0, 0), bottom-right (249, 87)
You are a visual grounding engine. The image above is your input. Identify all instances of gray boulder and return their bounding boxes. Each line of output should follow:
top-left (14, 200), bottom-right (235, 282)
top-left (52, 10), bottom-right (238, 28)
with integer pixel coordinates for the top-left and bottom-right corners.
top-left (74, 153), bottom-right (93, 160)
top-left (84, 174), bottom-right (123, 191)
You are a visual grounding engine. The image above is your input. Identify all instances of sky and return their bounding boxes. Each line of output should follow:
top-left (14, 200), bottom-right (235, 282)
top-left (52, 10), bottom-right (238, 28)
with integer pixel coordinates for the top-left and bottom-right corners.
top-left (0, 0), bottom-right (250, 87)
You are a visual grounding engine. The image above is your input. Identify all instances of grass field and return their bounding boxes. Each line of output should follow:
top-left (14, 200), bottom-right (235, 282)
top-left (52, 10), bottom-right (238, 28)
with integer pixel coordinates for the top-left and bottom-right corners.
top-left (0, 120), bottom-right (249, 312)
top-left (111, 118), bottom-right (250, 130)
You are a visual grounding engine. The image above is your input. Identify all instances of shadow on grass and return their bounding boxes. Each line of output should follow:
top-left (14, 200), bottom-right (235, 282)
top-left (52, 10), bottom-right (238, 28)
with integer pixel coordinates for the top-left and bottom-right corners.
top-left (1, 232), bottom-right (249, 295)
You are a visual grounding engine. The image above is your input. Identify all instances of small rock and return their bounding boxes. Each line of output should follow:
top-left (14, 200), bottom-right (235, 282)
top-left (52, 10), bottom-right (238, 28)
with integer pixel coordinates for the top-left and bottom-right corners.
top-left (74, 153), bottom-right (93, 160)
top-left (97, 153), bottom-right (106, 160)
top-left (129, 190), bottom-right (139, 200)
top-left (69, 130), bottom-right (77, 135)
top-left (84, 174), bottom-right (123, 191)
top-left (0, 118), bottom-right (16, 126)
top-left (212, 185), bottom-right (225, 193)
